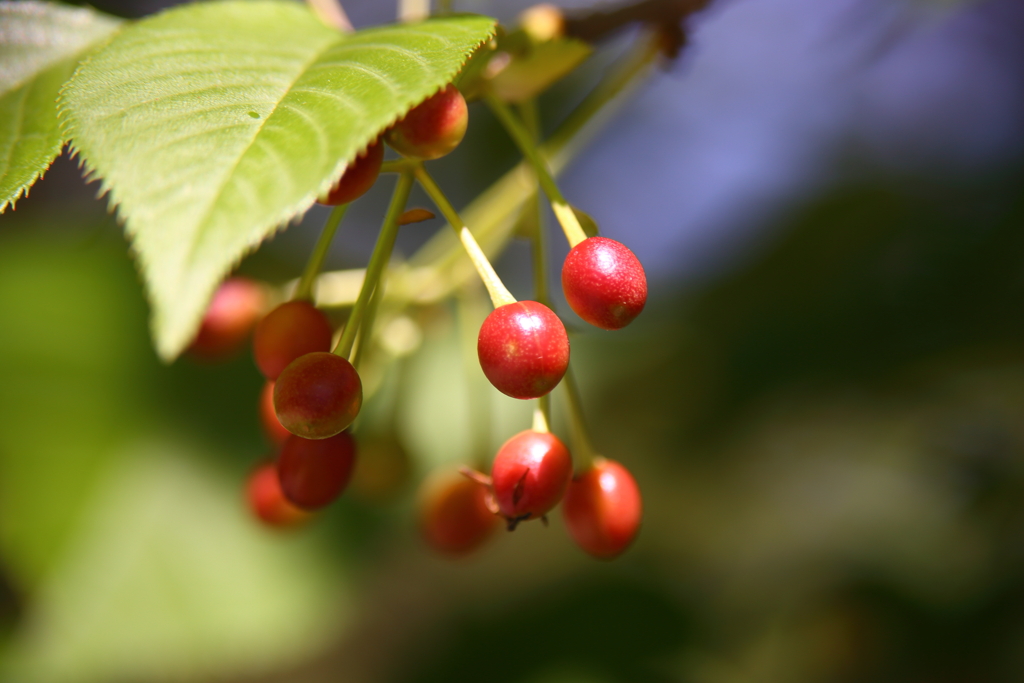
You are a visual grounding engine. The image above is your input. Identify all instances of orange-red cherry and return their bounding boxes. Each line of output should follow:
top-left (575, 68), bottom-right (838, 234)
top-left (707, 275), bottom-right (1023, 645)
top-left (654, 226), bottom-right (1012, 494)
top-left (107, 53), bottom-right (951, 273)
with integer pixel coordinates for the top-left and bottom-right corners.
top-left (259, 380), bottom-right (291, 446)
top-left (246, 462), bottom-right (309, 528)
top-left (274, 351), bottom-right (362, 439)
top-left (562, 458), bottom-right (642, 559)
top-left (253, 301), bottom-right (333, 380)
top-left (189, 277), bottom-right (265, 360)
top-left (319, 139), bottom-right (384, 206)
top-left (491, 429), bottom-right (572, 527)
top-left (277, 431), bottom-right (356, 510)
top-left (419, 469), bottom-right (498, 555)
top-left (562, 237), bottom-right (647, 330)
top-left (385, 85), bottom-right (468, 160)
top-left (477, 301), bottom-right (569, 399)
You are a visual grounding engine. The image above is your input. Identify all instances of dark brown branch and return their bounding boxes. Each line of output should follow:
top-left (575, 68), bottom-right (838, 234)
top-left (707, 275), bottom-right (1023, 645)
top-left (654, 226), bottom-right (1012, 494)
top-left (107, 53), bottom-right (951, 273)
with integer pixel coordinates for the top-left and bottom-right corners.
top-left (561, 0), bottom-right (714, 58)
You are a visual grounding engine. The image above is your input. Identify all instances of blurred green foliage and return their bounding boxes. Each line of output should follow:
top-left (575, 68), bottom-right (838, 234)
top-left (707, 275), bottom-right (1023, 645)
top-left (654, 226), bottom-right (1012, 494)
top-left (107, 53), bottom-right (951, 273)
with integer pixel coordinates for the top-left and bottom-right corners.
top-left (2, 162), bottom-right (1023, 682)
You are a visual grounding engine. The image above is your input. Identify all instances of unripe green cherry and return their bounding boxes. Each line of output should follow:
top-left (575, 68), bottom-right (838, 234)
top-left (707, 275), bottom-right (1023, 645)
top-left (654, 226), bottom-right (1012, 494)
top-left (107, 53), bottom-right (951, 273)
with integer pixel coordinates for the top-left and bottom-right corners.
top-left (385, 85), bottom-right (468, 160)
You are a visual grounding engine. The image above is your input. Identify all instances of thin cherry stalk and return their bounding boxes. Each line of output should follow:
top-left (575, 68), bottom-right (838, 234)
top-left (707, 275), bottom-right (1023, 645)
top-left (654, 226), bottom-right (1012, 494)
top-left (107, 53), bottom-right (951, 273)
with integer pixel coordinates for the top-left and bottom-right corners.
top-left (562, 364), bottom-right (598, 472)
top-left (484, 92), bottom-right (588, 248)
top-left (294, 203), bottom-right (348, 301)
top-left (412, 164), bottom-right (516, 309)
top-left (335, 171), bottom-right (414, 359)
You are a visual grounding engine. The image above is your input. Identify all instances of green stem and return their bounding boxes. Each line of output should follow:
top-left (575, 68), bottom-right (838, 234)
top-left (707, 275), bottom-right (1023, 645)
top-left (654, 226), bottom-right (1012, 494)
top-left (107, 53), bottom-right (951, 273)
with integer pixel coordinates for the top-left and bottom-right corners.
top-left (380, 158), bottom-right (414, 174)
top-left (408, 31), bottom-right (661, 302)
top-left (485, 91), bottom-right (587, 248)
top-left (457, 283), bottom-right (492, 470)
top-left (412, 164), bottom-right (516, 308)
top-left (294, 203), bottom-right (347, 301)
top-left (562, 364), bottom-right (597, 472)
top-left (350, 277), bottom-right (383, 371)
top-left (519, 99), bottom-right (549, 308)
top-left (334, 171), bottom-right (414, 359)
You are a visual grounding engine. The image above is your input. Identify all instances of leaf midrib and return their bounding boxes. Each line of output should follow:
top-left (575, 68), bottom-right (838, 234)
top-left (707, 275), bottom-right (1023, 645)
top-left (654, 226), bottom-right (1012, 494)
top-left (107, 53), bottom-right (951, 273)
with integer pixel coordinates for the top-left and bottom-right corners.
top-left (168, 29), bottom-right (348, 287)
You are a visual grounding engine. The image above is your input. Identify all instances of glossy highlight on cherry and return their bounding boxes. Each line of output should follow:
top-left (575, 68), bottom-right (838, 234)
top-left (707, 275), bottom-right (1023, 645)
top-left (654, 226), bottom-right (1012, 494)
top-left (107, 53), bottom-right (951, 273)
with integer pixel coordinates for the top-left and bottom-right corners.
top-left (491, 429), bottom-right (572, 527)
top-left (385, 85), bottom-right (468, 160)
top-left (477, 300), bottom-right (570, 399)
top-left (562, 458), bottom-right (642, 559)
top-left (562, 236), bottom-right (647, 330)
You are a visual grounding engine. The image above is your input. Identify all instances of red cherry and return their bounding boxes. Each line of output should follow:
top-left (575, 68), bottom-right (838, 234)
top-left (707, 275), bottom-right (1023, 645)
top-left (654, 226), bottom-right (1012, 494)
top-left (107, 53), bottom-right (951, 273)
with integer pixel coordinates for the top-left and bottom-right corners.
top-left (278, 431), bottom-right (356, 510)
top-left (562, 458), bottom-right (642, 559)
top-left (253, 300), bottom-right (333, 380)
top-left (246, 462), bottom-right (309, 527)
top-left (319, 139), bottom-right (384, 206)
top-left (477, 301), bottom-right (569, 399)
top-left (274, 351), bottom-right (362, 439)
top-left (491, 429), bottom-right (572, 527)
top-left (419, 469), bottom-right (498, 555)
top-left (385, 85), bottom-right (468, 160)
top-left (189, 277), bottom-right (265, 359)
top-left (259, 380), bottom-right (291, 446)
top-left (562, 237), bottom-right (647, 330)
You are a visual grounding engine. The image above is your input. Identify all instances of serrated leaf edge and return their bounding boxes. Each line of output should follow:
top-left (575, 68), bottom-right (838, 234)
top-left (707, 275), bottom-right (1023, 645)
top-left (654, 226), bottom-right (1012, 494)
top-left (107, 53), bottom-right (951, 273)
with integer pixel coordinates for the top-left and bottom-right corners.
top-left (58, 11), bottom-right (496, 360)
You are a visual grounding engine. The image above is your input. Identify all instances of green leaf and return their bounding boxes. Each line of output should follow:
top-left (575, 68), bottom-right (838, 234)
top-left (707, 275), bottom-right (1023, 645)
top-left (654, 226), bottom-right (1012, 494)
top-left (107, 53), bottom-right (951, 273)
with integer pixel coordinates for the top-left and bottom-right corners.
top-left (0, 1), bottom-right (121, 212)
top-left (61, 1), bottom-right (496, 361)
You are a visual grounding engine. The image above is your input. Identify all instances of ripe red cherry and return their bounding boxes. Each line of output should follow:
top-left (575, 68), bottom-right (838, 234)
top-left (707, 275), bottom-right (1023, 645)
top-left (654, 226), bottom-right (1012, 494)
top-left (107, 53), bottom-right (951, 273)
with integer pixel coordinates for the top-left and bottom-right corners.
top-left (253, 300), bottom-right (333, 380)
top-left (274, 351), bottom-right (362, 439)
top-left (491, 429), bottom-right (572, 527)
top-left (419, 469), bottom-right (498, 555)
top-left (385, 84), bottom-right (468, 160)
top-left (562, 458), bottom-right (642, 559)
top-left (319, 139), bottom-right (384, 206)
top-left (477, 301), bottom-right (569, 399)
top-left (246, 462), bottom-right (309, 527)
top-left (259, 380), bottom-right (291, 446)
top-left (562, 237), bottom-right (647, 330)
top-left (278, 431), bottom-right (356, 510)
top-left (189, 277), bottom-right (265, 359)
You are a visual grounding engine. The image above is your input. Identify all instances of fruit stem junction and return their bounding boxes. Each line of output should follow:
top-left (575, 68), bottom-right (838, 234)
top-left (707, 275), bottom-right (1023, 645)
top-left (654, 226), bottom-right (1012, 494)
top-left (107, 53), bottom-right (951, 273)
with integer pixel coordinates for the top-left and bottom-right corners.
top-left (484, 92), bottom-right (588, 248)
top-left (335, 170), bottom-right (414, 359)
top-left (295, 203), bottom-right (348, 302)
top-left (413, 164), bottom-right (516, 309)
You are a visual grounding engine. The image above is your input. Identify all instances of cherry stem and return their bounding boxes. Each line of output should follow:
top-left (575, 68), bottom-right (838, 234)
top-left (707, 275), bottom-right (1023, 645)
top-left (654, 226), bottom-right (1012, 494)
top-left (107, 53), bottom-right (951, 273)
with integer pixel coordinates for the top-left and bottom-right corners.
top-left (519, 99), bottom-right (549, 308)
top-left (532, 405), bottom-right (550, 434)
top-left (412, 164), bottom-right (516, 308)
top-left (350, 277), bottom-right (383, 371)
top-left (458, 283), bottom-right (492, 470)
top-left (562, 364), bottom-right (598, 473)
top-left (484, 92), bottom-right (588, 249)
top-left (334, 171), bottom-right (414, 359)
top-left (294, 203), bottom-right (348, 302)
top-left (380, 158), bottom-right (414, 174)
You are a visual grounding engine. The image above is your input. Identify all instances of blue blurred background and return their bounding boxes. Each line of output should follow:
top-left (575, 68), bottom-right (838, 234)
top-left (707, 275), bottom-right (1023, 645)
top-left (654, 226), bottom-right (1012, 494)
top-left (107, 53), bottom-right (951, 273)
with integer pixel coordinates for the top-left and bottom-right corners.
top-left (2, 0), bottom-right (1024, 681)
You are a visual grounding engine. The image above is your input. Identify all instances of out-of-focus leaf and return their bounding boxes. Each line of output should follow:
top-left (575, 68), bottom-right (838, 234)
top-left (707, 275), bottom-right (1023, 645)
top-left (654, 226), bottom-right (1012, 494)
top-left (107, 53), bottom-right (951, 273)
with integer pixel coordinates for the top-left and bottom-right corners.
top-left (0, 1), bottom-right (120, 212)
top-left (60, 0), bottom-right (496, 360)
top-left (488, 37), bottom-right (591, 104)
top-left (2, 446), bottom-right (346, 683)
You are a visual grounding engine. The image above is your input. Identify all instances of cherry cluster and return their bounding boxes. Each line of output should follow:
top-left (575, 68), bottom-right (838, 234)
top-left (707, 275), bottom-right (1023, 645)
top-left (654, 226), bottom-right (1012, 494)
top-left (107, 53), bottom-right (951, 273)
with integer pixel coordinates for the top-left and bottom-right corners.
top-left (191, 82), bottom-right (646, 560)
